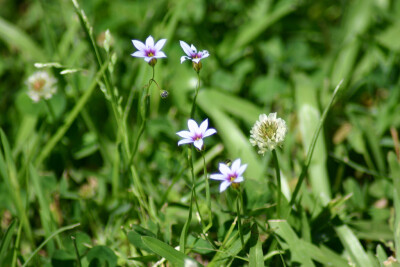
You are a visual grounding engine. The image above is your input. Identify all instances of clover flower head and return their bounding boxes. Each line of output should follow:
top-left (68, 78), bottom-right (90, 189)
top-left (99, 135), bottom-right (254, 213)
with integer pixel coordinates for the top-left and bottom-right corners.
top-left (176, 119), bottom-right (216, 150)
top-left (250, 113), bottom-right (287, 154)
top-left (180, 41), bottom-right (209, 64)
top-left (26, 71), bottom-right (57, 102)
top-left (209, 159), bottom-right (247, 192)
top-left (131, 35), bottom-right (167, 65)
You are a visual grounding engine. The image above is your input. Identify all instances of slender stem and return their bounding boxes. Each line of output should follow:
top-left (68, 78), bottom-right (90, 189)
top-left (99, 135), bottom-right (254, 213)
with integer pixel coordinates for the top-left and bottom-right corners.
top-left (202, 152), bottom-right (213, 232)
top-left (44, 99), bottom-right (56, 123)
top-left (129, 66), bottom-right (155, 165)
top-left (71, 236), bottom-right (82, 267)
top-left (272, 149), bottom-right (281, 218)
top-left (190, 72), bottom-right (201, 119)
top-left (237, 189), bottom-right (245, 248)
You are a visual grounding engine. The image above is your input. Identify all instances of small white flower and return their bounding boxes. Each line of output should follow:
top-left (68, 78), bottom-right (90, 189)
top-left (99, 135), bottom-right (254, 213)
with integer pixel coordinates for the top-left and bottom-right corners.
top-left (26, 71), bottom-right (57, 102)
top-left (250, 113), bottom-right (287, 154)
top-left (180, 41), bottom-right (209, 64)
top-left (209, 159), bottom-right (247, 192)
top-left (131, 35), bottom-right (167, 63)
top-left (176, 119), bottom-right (217, 150)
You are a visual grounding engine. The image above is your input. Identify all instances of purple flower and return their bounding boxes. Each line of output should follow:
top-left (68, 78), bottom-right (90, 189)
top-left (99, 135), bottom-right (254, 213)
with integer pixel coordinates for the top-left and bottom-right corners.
top-left (210, 159), bottom-right (247, 192)
top-left (131, 35), bottom-right (167, 63)
top-left (180, 41), bottom-right (209, 64)
top-left (177, 119), bottom-right (216, 150)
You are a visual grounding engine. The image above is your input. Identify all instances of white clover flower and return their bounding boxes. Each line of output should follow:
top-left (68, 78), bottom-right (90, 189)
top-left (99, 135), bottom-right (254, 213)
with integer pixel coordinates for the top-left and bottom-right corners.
top-left (250, 113), bottom-right (287, 154)
top-left (176, 119), bottom-right (216, 150)
top-left (131, 35), bottom-right (167, 64)
top-left (180, 41), bottom-right (209, 64)
top-left (26, 71), bottom-right (57, 102)
top-left (209, 159), bottom-right (247, 192)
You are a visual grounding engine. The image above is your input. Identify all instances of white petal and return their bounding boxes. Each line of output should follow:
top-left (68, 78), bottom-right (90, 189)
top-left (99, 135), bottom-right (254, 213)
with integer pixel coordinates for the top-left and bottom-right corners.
top-left (132, 40), bottom-right (146, 51)
top-left (237, 164), bottom-right (247, 176)
top-left (145, 35), bottom-right (154, 48)
top-left (131, 51), bottom-right (146, 58)
top-left (154, 38), bottom-right (166, 51)
top-left (231, 159), bottom-right (241, 172)
top-left (178, 139), bottom-right (193, 146)
top-left (219, 163), bottom-right (231, 176)
top-left (209, 174), bottom-right (226, 180)
top-left (199, 119), bottom-right (209, 133)
top-left (220, 181), bottom-right (231, 192)
top-left (200, 50), bottom-right (209, 58)
top-left (144, 57), bottom-right (152, 62)
top-left (155, 51), bottom-right (167, 58)
top-left (187, 119), bottom-right (199, 133)
top-left (233, 176), bottom-right (244, 183)
top-left (193, 58), bottom-right (201, 63)
top-left (203, 128), bottom-right (216, 138)
top-left (180, 40), bottom-right (193, 56)
top-left (193, 139), bottom-right (203, 150)
top-left (176, 130), bottom-right (192, 139)
top-left (180, 56), bottom-right (189, 64)
top-left (190, 44), bottom-right (197, 53)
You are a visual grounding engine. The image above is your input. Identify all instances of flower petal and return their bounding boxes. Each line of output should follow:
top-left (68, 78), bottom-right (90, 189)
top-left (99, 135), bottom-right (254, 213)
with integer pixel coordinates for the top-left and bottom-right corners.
top-left (144, 57), bottom-right (152, 62)
top-left (132, 40), bottom-right (146, 51)
top-left (131, 51), bottom-right (146, 58)
top-left (193, 58), bottom-right (201, 63)
top-left (219, 163), bottom-right (231, 176)
top-left (154, 38), bottom-right (167, 51)
top-left (199, 119), bottom-right (209, 133)
top-left (145, 35), bottom-right (154, 48)
top-left (180, 56), bottom-right (190, 64)
top-left (187, 119), bottom-right (199, 133)
top-left (155, 51), bottom-right (167, 58)
top-left (193, 139), bottom-right (203, 150)
top-left (220, 181), bottom-right (231, 192)
top-left (233, 176), bottom-right (244, 183)
top-left (203, 128), bottom-right (216, 138)
top-left (180, 41), bottom-right (193, 56)
top-left (231, 159), bottom-right (241, 173)
top-left (190, 44), bottom-right (197, 53)
top-left (237, 164), bottom-right (247, 176)
top-left (178, 139), bottom-right (194, 146)
top-left (209, 174), bottom-right (226, 180)
top-left (176, 130), bottom-right (193, 139)
top-left (200, 50), bottom-right (209, 58)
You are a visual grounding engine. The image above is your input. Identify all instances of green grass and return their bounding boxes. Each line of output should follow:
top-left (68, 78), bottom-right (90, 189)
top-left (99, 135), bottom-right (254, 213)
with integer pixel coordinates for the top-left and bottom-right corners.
top-left (1, 0), bottom-right (400, 266)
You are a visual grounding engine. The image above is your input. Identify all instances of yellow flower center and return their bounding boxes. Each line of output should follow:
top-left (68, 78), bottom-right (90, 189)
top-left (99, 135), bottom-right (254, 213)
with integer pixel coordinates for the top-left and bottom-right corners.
top-left (148, 52), bottom-right (154, 57)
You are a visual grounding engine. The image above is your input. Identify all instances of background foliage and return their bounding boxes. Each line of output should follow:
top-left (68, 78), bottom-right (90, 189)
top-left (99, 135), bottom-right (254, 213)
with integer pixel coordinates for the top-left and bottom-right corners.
top-left (1, 0), bottom-right (400, 266)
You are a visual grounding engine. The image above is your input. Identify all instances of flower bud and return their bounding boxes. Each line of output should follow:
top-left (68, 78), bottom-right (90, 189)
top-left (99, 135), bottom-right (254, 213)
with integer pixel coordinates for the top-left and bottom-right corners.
top-left (192, 61), bottom-right (202, 73)
top-left (160, 90), bottom-right (169, 99)
top-left (148, 58), bottom-right (157, 67)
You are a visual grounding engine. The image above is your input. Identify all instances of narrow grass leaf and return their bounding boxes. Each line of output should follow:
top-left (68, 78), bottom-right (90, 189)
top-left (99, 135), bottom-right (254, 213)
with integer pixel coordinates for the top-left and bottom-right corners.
top-left (22, 223), bottom-right (80, 267)
top-left (249, 225), bottom-right (264, 267)
top-left (335, 224), bottom-right (373, 267)
top-left (142, 236), bottom-right (201, 267)
top-left (0, 219), bottom-right (17, 264)
top-left (0, 17), bottom-right (46, 60)
top-left (389, 152), bottom-right (400, 258)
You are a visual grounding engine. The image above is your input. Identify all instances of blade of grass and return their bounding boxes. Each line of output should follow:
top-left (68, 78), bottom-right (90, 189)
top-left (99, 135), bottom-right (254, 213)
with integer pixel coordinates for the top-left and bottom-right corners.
top-left (142, 236), bottom-right (201, 267)
top-left (389, 152), bottom-right (400, 258)
top-left (290, 79), bottom-right (343, 207)
top-left (0, 130), bottom-right (33, 243)
top-left (0, 219), bottom-right (17, 264)
top-left (35, 60), bottom-right (109, 167)
top-left (22, 223), bottom-right (80, 267)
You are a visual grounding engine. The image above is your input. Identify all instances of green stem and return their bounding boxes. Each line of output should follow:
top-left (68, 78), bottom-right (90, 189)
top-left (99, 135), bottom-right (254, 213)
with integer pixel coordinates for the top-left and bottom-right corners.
top-left (129, 66), bottom-right (155, 165)
top-left (71, 236), bottom-right (82, 267)
top-left (272, 149), bottom-right (281, 218)
top-left (289, 80), bottom-right (343, 207)
top-left (190, 72), bottom-right (201, 119)
top-left (237, 189), bottom-right (245, 248)
top-left (44, 99), bottom-right (56, 123)
top-left (202, 152), bottom-right (212, 232)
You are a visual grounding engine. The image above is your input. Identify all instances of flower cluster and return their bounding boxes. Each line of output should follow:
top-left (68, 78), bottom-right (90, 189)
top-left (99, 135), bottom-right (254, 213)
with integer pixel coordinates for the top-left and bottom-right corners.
top-left (26, 71), bottom-right (57, 102)
top-left (250, 113), bottom-right (287, 154)
top-left (131, 35), bottom-right (209, 70)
